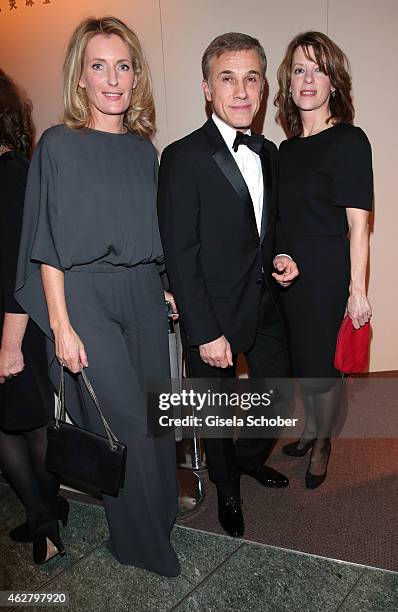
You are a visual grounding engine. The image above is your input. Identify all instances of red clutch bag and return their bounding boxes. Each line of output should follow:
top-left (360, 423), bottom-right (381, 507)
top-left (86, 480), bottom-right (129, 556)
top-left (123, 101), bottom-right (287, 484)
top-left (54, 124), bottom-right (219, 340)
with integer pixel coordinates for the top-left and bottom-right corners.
top-left (334, 314), bottom-right (370, 374)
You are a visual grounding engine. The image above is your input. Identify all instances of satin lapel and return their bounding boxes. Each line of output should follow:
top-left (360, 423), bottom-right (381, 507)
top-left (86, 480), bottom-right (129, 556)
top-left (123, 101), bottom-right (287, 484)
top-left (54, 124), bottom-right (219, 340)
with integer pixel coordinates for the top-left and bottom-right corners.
top-left (212, 147), bottom-right (251, 204)
top-left (203, 119), bottom-right (258, 238)
top-left (260, 146), bottom-right (273, 243)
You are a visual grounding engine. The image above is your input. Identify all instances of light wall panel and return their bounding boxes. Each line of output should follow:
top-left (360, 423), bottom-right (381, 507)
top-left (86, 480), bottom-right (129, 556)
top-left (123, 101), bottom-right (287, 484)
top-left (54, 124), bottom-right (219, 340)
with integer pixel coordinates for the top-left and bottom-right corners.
top-left (0, 0), bottom-right (168, 149)
top-left (328, 0), bottom-right (398, 371)
top-left (159, 0), bottom-right (327, 144)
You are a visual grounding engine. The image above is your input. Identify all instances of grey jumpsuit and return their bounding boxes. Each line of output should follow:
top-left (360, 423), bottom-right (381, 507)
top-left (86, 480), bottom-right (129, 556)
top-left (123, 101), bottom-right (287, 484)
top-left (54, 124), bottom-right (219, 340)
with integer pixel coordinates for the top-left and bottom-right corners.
top-left (15, 125), bottom-right (180, 577)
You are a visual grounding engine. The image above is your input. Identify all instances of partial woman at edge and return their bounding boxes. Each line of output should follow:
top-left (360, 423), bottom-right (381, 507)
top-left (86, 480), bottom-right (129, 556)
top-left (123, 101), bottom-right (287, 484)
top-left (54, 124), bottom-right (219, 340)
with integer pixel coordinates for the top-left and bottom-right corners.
top-left (0, 68), bottom-right (69, 565)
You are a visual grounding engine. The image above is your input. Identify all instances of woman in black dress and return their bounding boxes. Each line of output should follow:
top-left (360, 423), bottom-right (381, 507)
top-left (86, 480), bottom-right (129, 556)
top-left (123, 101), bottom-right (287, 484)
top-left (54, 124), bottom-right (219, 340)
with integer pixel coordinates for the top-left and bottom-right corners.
top-left (0, 69), bottom-right (69, 563)
top-left (15, 17), bottom-right (180, 576)
top-left (274, 32), bottom-right (373, 487)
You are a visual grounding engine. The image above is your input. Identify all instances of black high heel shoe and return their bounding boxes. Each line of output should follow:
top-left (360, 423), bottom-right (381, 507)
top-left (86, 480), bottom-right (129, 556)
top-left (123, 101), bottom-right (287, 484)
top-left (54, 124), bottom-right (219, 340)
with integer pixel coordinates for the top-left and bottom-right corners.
top-left (9, 521), bottom-right (32, 543)
top-left (282, 438), bottom-right (314, 457)
top-left (305, 441), bottom-right (331, 489)
top-left (56, 496), bottom-right (70, 528)
top-left (11, 497), bottom-right (70, 544)
top-left (32, 517), bottom-right (66, 565)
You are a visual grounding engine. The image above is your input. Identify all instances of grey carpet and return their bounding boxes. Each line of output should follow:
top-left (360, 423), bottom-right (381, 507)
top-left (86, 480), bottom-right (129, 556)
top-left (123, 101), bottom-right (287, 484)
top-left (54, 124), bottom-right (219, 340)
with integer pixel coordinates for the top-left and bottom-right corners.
top-left (177, 438), bottom-right (398, 572)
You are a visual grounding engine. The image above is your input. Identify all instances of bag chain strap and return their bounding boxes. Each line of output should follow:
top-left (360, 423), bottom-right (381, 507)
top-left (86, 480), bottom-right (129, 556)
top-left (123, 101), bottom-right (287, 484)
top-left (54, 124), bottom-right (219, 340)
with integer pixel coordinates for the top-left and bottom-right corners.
top-left (55, 365), bottom-right (119, 452)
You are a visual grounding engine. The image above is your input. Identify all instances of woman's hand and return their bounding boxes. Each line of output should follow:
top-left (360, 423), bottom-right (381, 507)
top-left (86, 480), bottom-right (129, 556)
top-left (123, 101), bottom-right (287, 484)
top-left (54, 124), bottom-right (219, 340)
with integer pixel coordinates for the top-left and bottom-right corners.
top-left (347, 291), bottom-right (372, 329)
top-left (345, 209), bottom-right (371, 329)
top-left (53, 324), bottom-right (88, 373)
top-left (164, 290), bottom-right (179, 321)
top-left (0, 347), bottom-right (25, 384)
top-left (40, 266), bottom-right (88, 373)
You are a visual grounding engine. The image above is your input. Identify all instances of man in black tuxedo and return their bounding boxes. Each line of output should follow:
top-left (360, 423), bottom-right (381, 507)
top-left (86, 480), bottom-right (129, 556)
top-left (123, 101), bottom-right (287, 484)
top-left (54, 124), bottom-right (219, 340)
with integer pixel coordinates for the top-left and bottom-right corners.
top-left (157, 32), bottom-right (298, 537)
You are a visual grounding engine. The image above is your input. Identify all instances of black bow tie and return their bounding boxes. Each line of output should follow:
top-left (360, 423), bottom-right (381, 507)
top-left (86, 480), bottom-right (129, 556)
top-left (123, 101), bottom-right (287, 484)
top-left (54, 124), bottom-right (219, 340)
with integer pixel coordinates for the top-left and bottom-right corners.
top-left (232, 131), bottom-right (264, 155)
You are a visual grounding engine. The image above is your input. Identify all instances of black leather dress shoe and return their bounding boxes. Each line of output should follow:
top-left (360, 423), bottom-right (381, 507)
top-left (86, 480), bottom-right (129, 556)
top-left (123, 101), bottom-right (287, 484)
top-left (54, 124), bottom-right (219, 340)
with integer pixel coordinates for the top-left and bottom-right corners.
top-left (217, 495), bottom-right (244, 537)
top-left (242, 465), bottom-right (289, 488)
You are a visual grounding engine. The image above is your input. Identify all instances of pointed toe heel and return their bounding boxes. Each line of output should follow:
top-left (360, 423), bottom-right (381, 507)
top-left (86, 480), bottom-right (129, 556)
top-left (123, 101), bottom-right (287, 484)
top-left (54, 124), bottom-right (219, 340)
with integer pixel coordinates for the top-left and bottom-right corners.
top-left (56, 496), bottom-right (70, 528)
top-left (305, 442), bottom-right (331, 490)
top-left (9, 521), bottom-right (32, 543)
top-left (32, 519), bottom-right (65, 565)
top-left (305, 470), bottom-right (327, 489)
top-left (282, 439), bottom-right (314, 457)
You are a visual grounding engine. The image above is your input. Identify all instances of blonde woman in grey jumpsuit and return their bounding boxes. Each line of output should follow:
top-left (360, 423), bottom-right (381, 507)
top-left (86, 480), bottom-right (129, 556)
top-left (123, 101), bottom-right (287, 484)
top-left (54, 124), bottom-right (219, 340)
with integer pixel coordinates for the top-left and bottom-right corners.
top-left (15, 17), bottom-right (180, 576)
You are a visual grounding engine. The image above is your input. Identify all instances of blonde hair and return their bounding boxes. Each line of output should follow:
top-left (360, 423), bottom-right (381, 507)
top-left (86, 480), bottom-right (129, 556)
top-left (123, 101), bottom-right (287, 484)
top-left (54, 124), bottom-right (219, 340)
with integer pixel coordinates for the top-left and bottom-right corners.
top-left (63, 16), bottom-right (155, 135)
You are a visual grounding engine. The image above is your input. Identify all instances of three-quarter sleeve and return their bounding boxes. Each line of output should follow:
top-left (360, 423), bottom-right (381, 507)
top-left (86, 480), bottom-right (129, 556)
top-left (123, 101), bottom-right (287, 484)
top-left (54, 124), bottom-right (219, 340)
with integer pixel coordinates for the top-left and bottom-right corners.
top-left (15, 134), bottom-right (62, 340)
top-left (153, 145), bottom-right (168, 285)
top-left (0, 160), bottom-right (27, 314)
top-left (25, 138), bottom-right (63, 270)
top-left (332, 126), bottom-right (373, 211)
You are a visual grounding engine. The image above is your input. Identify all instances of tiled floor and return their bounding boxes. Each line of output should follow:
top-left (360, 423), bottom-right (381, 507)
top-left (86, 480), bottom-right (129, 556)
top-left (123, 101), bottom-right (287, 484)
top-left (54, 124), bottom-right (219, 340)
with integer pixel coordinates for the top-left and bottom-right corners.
top-left (1, 485), bottom-right (397, 612)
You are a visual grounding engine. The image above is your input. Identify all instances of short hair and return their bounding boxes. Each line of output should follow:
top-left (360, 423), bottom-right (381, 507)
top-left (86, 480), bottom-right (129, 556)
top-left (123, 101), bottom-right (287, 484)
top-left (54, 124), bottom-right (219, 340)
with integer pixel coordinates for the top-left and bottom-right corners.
top-left (63, 16), bottom-right (155, 135)
top-left (274, 31), bottom-right (354, 136)
top-left (202, 32), bottom-right (267, 80)
top-left (0, 69), bottom-right (34, 157)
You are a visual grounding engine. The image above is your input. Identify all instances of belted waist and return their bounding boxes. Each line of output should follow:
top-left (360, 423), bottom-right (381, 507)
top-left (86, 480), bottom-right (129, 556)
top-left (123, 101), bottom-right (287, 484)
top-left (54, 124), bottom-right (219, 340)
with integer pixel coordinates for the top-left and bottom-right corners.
top-left (65, 261), bottom-right (156, 274)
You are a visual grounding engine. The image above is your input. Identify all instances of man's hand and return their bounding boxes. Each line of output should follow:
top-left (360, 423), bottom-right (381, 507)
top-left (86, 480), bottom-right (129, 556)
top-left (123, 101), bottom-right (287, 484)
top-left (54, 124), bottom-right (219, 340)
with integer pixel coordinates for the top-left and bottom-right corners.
top-left (199, 335), bottom-right (233, 368)
top-left (0, 347), bottom-right (25, 384)
top-left (272, 256), bottom-right (299, 287)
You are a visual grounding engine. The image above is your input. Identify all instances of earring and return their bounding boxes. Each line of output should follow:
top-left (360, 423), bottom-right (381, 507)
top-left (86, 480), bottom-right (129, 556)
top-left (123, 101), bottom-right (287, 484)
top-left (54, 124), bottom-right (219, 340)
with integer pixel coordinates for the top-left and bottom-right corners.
top-left (331, 90), bottom-right (336, 98)
top-left (288, 90), bottom-right (292, 98)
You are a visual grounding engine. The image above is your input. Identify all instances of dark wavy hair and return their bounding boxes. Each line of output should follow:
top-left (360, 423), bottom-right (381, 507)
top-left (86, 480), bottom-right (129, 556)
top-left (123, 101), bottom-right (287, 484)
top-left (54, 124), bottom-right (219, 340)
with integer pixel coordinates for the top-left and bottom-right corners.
top-left (274, 31), bottom-right (354, 137)
top-left (0, 69), bottom-right (34, 157)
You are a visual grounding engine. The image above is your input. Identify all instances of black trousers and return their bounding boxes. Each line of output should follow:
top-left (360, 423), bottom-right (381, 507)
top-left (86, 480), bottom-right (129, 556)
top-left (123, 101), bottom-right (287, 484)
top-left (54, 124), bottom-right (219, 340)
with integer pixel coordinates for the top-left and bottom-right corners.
top-left (185, 281), bottom-right (290, 496)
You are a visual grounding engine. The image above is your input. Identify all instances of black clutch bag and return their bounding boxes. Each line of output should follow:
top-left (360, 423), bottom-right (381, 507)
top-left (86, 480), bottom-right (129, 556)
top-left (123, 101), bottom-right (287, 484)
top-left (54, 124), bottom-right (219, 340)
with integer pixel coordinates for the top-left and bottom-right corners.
top-left (46, 366), bottom-right (127, 497)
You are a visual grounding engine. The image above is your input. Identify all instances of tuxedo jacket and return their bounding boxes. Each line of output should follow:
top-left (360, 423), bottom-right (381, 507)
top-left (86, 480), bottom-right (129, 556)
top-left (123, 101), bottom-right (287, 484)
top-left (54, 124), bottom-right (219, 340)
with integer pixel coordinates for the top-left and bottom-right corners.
top-left (157, 117), bottom-right (284, 354)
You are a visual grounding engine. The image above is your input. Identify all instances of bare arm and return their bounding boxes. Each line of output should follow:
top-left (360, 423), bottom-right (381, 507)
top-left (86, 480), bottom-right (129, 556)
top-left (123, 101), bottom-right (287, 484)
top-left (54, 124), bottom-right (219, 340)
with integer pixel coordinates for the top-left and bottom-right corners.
top-left (41, 264), bottom-right (88, 373)
top-left (0, 313), bottom-right (28, 383)
top-left (346, 208), bottom-right (372, 329)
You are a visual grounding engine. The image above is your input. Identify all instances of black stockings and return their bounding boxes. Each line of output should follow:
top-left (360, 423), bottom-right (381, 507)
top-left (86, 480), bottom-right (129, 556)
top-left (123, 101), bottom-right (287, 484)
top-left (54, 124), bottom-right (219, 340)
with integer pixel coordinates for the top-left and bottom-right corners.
top-left (0, 425), bottom-right (59, 529)
top-left (300, 381), bottom-right (343, 473)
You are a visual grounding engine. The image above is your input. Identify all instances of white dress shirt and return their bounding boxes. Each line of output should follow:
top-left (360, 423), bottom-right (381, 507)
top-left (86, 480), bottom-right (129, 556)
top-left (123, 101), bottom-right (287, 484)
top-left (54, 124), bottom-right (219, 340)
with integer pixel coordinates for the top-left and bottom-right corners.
top-left (212, 114), bottom-right (292, 264)
top-left (212, 113), bottom-right (264, 235)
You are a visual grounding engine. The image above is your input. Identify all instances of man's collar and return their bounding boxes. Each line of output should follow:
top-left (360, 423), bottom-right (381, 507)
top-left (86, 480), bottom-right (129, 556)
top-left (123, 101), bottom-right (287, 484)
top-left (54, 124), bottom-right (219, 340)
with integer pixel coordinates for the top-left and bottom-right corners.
top-left (212, 113), bottom-right (251, 151)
